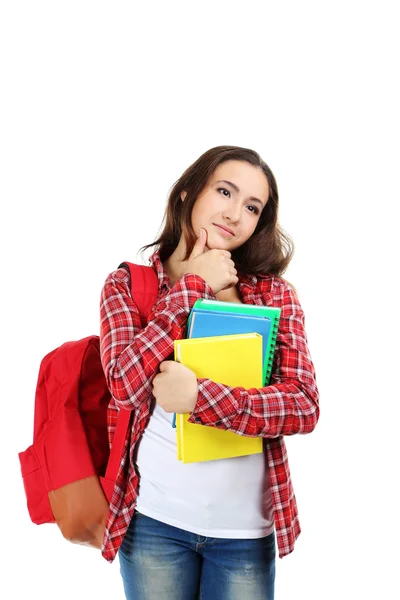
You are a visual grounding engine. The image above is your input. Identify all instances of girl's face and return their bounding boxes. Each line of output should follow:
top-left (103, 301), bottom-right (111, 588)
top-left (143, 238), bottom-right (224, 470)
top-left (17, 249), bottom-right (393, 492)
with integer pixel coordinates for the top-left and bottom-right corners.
top-left (188, 160), bottom-right (269, 252)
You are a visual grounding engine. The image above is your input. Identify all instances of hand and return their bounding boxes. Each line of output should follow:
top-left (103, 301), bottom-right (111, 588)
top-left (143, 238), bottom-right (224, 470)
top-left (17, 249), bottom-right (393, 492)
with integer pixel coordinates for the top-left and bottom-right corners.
top-left (184, 229), bottom-right (238, 295)
top-left (152, 360), bottom-right (198, 414)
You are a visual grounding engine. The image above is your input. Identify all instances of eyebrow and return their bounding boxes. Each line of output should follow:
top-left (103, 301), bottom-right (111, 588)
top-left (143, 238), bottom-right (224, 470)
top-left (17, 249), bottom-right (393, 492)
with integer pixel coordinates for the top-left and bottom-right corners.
top-left (216, 180), bottom-right (265, 207)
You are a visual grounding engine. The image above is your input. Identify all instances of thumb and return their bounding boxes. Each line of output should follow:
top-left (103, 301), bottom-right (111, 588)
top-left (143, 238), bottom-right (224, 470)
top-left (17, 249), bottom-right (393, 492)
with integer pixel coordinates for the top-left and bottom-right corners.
top-left (190, 228), bottom-right (207, 258)
top-left (159, 360), bottom-right (173, 372)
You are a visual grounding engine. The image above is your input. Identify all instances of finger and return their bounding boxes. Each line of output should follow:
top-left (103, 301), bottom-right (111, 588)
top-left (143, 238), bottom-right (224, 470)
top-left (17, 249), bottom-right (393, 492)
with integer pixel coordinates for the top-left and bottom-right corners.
top-left (223, 276), bottom-right (239, 290)
top-left (189, 228), bottom-right (207, 258)
top-left (159, 360), bottom-right (174, 372)
top-left (227, 273), bottom-right (239, 284)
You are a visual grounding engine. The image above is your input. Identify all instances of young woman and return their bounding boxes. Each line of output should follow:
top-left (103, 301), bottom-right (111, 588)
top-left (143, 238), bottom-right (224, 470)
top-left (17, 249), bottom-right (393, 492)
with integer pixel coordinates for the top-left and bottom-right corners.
top-left (99, 145), bottom-right (320, 600)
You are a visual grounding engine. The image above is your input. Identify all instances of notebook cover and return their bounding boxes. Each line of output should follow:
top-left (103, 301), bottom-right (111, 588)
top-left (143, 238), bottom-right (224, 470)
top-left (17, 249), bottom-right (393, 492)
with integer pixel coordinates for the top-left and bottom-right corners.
top-left (174, 333), bottom-right (263, 463)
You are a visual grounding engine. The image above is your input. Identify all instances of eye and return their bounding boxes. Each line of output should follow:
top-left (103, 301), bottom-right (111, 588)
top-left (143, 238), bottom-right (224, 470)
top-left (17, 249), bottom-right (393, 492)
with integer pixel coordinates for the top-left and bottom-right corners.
top-left (247, 205), bottom-right (260, 215)
top-left (217, 187), bottom-right (231, 197)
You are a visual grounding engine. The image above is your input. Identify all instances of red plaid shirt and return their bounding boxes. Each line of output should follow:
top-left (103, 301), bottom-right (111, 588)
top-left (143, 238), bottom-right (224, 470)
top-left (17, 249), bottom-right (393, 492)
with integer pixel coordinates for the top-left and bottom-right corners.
top-left (99, 251), bottom-right (320, 562)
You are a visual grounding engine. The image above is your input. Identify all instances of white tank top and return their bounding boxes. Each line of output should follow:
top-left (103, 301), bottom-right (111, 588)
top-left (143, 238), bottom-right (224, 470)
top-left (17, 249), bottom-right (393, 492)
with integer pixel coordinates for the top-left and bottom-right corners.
top-left (135, 404), bottom-right (274, 538)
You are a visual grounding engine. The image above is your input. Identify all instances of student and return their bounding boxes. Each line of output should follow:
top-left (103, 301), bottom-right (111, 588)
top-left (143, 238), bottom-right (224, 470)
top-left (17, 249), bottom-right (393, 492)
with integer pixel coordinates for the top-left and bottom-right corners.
top-left (99, 145), bottom-right (320, 600)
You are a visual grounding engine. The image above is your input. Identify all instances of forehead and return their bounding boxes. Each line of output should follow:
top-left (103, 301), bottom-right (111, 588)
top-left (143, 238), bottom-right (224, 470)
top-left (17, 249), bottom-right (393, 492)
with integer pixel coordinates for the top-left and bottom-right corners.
top-left (210, 160), bottom-right (269, 204)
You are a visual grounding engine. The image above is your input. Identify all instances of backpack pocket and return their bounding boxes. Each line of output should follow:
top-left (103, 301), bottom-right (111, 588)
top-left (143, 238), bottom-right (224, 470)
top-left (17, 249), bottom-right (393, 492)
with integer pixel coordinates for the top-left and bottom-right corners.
top-left (19, 445), bottom-right (55, 525)
top-left (48, 475), bottom-right (109, 548)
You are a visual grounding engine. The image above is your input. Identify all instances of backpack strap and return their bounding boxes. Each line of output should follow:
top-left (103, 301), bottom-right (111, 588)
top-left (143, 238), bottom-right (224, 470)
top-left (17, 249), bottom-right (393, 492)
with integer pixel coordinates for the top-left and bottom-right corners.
top-left (105, 263), bottom-right (159, 488)
top-left (119, 262), bottom-right (159, 328)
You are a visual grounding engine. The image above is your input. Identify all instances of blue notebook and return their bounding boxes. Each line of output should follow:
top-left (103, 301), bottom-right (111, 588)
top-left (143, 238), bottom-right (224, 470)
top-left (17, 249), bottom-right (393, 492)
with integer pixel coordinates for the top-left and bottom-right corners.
top-left (188, 310), bottom-right (271, 374)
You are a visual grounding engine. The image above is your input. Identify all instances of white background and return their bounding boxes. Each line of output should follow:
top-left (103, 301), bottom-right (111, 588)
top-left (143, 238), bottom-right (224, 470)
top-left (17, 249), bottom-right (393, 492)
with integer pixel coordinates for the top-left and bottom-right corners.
top-left (1, 1), bottom-right (399, 598)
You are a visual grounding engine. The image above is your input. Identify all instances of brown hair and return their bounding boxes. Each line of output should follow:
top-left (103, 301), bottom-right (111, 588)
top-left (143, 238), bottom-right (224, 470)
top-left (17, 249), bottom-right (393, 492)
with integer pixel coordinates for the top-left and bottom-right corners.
top-left (140, 145), bottom-right (294, 277)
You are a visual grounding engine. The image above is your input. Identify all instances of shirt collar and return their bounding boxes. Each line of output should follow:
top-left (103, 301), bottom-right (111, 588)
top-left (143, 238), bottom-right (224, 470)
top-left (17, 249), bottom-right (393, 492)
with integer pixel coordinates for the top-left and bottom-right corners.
top-left (148, 250), bottom-right (171, 292)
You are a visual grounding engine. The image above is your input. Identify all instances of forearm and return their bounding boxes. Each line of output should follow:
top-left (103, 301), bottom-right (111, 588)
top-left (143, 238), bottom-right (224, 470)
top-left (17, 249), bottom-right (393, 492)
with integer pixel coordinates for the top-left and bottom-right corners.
top-left (100, 269), bottom-right (215, 410)
top-left (189, 376), bottom-right (319, 437)
top-left (188, 283), bottom-right (320, 437)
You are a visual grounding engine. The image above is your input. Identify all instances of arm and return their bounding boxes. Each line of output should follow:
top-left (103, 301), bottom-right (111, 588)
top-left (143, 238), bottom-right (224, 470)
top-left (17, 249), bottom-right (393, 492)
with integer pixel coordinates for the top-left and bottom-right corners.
top-left (188, 283), bottom-right (320, 438)
top-left (100, 267), bottom-right (215, 410)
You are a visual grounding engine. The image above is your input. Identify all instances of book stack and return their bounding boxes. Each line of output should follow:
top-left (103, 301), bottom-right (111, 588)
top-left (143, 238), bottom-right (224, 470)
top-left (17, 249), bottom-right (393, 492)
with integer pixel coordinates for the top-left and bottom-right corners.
top-left (173, 299), bottom-right (281, 464)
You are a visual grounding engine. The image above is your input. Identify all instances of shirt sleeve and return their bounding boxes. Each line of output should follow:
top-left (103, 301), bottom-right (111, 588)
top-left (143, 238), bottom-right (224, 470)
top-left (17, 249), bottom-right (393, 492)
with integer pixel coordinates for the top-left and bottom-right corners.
top-left (100, 267), bottom-right (215, 410)
top-left (188, 282), bottom-right (320, 438)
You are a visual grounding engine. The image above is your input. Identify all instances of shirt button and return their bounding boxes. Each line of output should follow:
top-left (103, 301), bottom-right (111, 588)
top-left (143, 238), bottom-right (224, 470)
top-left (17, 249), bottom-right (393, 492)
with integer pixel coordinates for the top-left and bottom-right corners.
top-left (215, 421), bottom-right (222, 426)
top-left (195, 417), bottom-right (202, 423)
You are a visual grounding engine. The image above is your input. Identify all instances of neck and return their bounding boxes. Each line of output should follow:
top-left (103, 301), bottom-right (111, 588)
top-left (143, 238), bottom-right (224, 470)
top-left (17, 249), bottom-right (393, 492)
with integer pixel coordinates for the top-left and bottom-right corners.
top-left (163, 238), bottom-right (189, 286)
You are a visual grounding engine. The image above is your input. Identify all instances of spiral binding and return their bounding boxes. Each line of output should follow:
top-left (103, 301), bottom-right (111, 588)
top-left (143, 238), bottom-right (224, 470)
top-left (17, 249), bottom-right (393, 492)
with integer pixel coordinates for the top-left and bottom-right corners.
top-left (264, 317), bottom-right (280, 384)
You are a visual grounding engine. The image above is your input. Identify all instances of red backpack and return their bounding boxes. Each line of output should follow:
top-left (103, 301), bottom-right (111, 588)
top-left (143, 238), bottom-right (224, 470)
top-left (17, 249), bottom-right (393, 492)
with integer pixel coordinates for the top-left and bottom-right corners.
top-left (18, 262), bottom-right (159, 548)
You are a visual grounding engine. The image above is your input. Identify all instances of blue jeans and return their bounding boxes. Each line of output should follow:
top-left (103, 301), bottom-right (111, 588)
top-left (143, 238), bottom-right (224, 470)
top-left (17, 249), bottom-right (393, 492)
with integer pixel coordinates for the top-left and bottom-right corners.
top-left (119, 512), bottom-right (276, 600)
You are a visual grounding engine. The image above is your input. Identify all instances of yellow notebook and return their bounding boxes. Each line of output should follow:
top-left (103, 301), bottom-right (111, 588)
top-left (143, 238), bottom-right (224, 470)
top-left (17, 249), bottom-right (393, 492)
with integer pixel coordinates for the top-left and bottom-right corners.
top-left (174, 333), bottom-right (263, 463)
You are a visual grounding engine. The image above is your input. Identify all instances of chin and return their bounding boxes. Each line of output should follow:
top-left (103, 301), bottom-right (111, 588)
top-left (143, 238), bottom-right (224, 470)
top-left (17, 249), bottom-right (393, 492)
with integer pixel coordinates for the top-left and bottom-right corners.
top-left (207, 238), bottom-right (232, 250)
top-left (209, 234), bottom-right (238, 248)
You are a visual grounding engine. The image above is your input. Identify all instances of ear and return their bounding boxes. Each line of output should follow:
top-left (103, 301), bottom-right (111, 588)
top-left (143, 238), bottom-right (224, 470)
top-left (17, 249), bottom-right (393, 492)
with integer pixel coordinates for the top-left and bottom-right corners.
top-left (180, 191), bottom-right (187, 202)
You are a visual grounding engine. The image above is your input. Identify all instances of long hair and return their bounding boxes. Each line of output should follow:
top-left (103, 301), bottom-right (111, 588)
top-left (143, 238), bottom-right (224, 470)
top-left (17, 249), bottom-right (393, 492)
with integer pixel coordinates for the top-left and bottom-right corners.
top-left (140, 145), bottom-right (294, 277)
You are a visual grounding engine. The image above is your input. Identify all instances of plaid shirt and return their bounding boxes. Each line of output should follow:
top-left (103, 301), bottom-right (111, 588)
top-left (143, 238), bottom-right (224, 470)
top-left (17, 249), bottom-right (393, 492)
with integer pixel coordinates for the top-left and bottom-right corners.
top-left (99, 251), bottom-right (320, 562)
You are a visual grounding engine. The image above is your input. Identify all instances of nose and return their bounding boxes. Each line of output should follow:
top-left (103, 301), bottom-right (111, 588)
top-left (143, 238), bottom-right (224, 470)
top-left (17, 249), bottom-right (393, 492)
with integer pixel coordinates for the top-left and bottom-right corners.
top-left (223, 201), bottom-right (241, 224)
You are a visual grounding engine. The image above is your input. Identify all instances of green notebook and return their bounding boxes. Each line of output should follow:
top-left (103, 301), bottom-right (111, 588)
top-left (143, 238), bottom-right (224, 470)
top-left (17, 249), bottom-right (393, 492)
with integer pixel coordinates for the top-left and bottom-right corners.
top-left (189, 299), bottom-right (281, 385)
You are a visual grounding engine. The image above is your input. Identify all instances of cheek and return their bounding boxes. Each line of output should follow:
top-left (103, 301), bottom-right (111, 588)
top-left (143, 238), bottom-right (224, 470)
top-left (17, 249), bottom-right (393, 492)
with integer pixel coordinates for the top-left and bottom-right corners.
top-left (190, 204), bottom-right (200, 227)
top-left (242, 218), bottom-right (259, 240)
top-left (191, 197), bottom-right (215, 226)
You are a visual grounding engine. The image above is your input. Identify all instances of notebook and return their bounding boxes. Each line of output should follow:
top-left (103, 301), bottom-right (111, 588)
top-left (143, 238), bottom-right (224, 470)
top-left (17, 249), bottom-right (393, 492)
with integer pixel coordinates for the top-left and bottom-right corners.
top-left (174, 332), bottom-right (263, 463)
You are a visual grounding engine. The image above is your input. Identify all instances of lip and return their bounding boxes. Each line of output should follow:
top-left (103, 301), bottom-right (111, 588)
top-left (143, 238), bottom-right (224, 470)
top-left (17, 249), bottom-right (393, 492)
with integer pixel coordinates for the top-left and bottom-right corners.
top-left (213, 223), bottom-right (235, 237)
